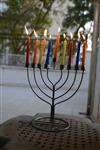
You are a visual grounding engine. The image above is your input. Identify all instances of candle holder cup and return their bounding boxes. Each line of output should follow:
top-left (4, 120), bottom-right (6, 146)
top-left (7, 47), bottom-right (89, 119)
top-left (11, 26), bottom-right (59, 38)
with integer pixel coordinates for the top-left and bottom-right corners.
top-left (25, 38), bottom-right (85, 132)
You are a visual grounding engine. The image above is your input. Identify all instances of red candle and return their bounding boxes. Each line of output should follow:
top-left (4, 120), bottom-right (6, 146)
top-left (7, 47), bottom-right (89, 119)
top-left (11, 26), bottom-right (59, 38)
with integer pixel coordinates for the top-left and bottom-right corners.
top-left (32, 30), bottom-right (38, 66)
top-left (53, 27), bottom-right (60, 62)
top-left (25, 26), bottom-right (30, 67)
top-left (82, 35), bottom-right (87, 65)
top-left (68, 33), bottom-right (73, 65)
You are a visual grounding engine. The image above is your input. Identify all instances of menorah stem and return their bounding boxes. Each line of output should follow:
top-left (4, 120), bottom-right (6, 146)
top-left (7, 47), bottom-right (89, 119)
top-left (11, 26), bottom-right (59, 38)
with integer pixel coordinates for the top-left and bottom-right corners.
top-left (50, 85), bottom-right (55, 122)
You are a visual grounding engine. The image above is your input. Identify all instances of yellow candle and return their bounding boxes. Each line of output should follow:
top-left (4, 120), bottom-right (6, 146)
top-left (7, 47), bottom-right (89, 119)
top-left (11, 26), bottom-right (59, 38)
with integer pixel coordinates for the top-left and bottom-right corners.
top-left (61, 33), bottom-right (66, 65)
top-left (38, 29), bottom-right (47, 65)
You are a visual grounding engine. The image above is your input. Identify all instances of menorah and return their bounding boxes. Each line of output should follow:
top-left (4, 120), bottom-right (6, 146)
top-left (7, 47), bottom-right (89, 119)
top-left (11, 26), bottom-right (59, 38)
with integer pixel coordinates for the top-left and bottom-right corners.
top-left (25, 27), bottom-right (86, 132)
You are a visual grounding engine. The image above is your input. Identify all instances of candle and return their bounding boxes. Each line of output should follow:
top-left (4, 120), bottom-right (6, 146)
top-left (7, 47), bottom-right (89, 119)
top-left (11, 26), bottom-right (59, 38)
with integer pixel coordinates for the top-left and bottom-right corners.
top-left (81, 35), bottom-right (86, 71)
top-left (44, 34), bottom-right (52, 68)
top-left (75, 32), bottom-right (81, 69)
top-left (53, 27), bottom-right (60, 63)
top-left (25, 26), bottom-right (30, 67)
top-left (68, 33), bottom-right (73, 69)
top-left (61, 33), bottom-right (66, 68)
top-left (32, 30), bottom-right (38, 67)
top-left (38, 29), bottom-right (47, 67)
top-left (82, 35), bottom-right (86, 65)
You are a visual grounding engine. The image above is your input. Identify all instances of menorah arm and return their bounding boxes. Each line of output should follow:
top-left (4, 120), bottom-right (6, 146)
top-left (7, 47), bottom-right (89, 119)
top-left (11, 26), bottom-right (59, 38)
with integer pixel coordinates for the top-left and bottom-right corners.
top-left (54, 69), bottom-right (63, 86)
top-left (55, 69), bottom-right (70, 91)
top-left (46, 68), bottom-right (63, 86)
top-left (54, 71), bottom-right (84, 106)
top-left (27, 67), bottom-right (51, 106)
top-left (47, 68), bottom-right (54, 86)
top-left (55, 70), bottom-right (77, 100)
top-left (33, 68), bottom-right (52, 99)
top-left (40, 68), bottom-right (52, 91)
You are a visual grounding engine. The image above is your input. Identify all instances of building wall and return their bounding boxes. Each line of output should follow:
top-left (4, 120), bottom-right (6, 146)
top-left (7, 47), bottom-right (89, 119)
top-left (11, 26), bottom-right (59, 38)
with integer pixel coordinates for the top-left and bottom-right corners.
top-left (88, 0), bottom-right (100, 122)
top-left (92, 2), bottom-right (100, 121)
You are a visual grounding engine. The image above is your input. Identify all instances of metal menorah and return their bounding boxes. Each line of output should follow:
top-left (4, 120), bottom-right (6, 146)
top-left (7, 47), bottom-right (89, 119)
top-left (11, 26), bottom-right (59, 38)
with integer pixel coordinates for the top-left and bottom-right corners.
top-left (25, 36), bottom-right (85, 132)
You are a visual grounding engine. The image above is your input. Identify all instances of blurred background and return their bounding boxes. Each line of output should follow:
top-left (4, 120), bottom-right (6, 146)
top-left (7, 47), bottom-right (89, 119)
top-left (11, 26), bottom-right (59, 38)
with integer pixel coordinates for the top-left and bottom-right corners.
top-left (0, 0), bottom-right (93, 60)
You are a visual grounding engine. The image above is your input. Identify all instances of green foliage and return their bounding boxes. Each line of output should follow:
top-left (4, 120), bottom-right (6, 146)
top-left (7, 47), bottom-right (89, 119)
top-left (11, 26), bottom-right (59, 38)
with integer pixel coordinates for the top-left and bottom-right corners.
top-left (0, 0), bottom-right (95, 54)
top-left (62, 0), bottom-right (94, 32)
top-left (0, 0), bottom-right (55, 53)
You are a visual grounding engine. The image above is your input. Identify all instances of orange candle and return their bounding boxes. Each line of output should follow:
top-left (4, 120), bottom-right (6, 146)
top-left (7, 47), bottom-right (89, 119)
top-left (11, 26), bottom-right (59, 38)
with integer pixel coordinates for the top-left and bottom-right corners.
top-left (53, 27), bottom-right (60, 63)
top-left (82, 35), bottom-right (87, 65)
top-left (32, 30), bottom-right (38, 67)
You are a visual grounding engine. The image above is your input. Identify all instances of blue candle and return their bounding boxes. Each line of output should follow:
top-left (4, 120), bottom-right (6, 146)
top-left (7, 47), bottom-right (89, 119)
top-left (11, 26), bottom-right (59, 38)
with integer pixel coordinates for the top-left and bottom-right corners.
top-left (76, 34), bottom-right (81, 66)
top-left (45, 35), bottom-right (52, 66)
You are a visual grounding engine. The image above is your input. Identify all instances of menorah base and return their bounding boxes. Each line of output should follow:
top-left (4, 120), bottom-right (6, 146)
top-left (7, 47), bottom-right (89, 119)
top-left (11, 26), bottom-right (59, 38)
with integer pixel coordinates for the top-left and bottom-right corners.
top-left (32, 116), bottom-right (70, 132)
